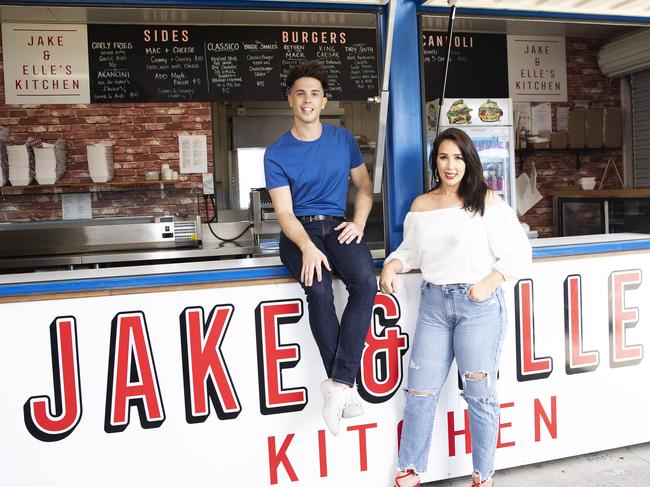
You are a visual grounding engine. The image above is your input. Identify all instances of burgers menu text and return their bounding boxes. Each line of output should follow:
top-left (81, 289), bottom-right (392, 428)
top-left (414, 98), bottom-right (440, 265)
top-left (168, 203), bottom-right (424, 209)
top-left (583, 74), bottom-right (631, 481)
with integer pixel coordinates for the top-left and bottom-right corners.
top-left (88, 25), bottom-right (379, 103)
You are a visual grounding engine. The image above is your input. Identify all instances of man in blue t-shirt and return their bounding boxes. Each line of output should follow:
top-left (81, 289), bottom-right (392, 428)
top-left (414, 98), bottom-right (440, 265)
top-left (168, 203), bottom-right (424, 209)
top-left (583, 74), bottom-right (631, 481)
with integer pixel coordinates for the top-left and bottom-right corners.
top-left (264, 61), bottom-right (377, 436)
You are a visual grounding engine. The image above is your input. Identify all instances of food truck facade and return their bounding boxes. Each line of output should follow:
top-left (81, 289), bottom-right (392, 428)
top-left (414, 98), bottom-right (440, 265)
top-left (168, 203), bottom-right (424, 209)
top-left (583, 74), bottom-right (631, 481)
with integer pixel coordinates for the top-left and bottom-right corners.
top-left (2, 1), bottom-right (650, 486)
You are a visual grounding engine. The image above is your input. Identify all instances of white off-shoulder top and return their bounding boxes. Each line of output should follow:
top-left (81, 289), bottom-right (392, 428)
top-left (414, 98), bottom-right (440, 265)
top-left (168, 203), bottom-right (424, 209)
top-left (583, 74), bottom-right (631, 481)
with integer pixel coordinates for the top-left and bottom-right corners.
top-left (384, 202), bottom-right (532, 284)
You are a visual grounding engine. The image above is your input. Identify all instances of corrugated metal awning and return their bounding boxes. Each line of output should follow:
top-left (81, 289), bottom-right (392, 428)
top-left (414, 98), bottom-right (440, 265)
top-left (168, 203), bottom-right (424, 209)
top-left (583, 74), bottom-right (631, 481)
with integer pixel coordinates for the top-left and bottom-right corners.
top-left (421, 0), bottom-right (650, 20)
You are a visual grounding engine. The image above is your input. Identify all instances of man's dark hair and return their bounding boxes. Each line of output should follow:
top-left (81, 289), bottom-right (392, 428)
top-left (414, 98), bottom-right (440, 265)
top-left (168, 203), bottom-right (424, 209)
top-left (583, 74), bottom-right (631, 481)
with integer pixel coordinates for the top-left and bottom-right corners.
top-left (285, 61), bottom-right (330, 94)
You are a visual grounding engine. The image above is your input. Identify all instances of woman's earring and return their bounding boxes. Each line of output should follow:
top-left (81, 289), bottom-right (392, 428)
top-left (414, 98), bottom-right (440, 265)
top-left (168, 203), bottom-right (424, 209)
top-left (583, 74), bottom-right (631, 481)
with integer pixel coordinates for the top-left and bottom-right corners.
top-left (434, 168), bottom-right (440, 182)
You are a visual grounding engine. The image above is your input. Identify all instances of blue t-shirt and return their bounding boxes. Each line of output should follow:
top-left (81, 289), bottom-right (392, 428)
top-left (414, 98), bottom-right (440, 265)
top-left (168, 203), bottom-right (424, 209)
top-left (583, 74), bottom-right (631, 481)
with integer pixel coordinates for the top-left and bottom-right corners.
top-left (264, 123), bottom-right (363, 217)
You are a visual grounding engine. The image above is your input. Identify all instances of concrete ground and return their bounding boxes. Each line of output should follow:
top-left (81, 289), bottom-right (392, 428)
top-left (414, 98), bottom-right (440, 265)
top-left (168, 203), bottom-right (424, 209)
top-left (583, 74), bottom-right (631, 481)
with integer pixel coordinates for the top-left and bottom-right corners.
top-left (423, 442), bottom-right (650, 486)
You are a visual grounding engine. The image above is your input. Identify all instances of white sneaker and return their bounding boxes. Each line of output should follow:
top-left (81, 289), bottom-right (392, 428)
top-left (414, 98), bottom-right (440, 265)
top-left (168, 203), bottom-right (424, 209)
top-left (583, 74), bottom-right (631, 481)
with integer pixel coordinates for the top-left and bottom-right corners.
top-left (321, 379), bottom-right (349, 435)
top-left (342, 386), bottom-right (365, 419)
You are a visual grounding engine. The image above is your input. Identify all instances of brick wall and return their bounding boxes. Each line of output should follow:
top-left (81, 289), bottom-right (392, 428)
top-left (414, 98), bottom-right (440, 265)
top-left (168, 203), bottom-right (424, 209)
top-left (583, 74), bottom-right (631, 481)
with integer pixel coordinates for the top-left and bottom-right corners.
top-left (517, 37), bottom-right (623, 237)
top-left (0, 36), bottom-right (214, 223)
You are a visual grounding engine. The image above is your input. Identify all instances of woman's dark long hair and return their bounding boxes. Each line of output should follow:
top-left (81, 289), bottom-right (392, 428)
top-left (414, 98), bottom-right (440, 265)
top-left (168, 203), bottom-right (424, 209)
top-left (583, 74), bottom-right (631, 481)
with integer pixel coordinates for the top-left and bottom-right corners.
top-left (430, 127), bottom-right (489, 216)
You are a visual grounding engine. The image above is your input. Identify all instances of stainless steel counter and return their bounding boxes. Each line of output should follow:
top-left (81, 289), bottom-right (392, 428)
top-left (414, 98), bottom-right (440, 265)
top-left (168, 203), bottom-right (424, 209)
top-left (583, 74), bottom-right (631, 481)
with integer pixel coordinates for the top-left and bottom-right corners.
top-left (1, 235), bottom-right (650, 300)
top-left (0, 248), bottom-right (387, 286)
top-left (0, 240), bottom-right (261, 271)
top-left (1, 234), bottom-right (649, 290)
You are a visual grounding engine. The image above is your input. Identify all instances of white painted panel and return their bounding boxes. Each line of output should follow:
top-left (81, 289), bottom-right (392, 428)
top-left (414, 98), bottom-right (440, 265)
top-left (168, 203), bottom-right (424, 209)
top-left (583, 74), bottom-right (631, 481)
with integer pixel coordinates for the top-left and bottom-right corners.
top-left (1, 251), bottom-right (650, 484)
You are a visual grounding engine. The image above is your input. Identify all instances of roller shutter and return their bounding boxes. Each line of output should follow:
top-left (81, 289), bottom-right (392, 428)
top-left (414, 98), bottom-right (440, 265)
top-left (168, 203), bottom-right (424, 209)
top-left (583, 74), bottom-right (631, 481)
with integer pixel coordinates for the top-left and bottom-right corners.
top-left (632, 70), bottom-right (650, 188)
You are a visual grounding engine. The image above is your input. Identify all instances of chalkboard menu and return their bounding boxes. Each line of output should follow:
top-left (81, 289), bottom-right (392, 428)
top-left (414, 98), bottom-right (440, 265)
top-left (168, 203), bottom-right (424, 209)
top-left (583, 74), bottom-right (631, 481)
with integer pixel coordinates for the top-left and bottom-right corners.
top-left (422, 32), bottom-right (508, 101)
top-left (88, 25), bottom-right (379, 103)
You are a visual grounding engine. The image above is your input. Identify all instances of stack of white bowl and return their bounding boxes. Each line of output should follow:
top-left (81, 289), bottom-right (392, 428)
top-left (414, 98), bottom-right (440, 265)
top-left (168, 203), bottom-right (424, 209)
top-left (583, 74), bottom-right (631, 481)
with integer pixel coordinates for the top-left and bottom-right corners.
top-left (34, 139), bottom-right (67, 185)
top-left (0, 126), bottom-right (8, 186)
top-left (87, 143), bottom-right (114, 183)
top-left (578, 176), bottom-right (597, 190)
top-left (7, 144), bottom-right (33, 186)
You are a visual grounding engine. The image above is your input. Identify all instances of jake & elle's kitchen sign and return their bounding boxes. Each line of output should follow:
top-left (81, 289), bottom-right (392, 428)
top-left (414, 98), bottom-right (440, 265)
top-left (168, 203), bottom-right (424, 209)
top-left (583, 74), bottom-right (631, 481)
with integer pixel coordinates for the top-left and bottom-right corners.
top-left (1, 23), bottom-right (90, 104)
top-left (507, 35), bottom-right (568, 102)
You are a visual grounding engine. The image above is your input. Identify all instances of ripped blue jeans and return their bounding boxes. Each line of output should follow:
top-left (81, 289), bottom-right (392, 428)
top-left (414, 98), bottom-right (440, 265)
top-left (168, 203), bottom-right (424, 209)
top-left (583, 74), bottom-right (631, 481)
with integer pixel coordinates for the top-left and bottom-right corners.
top-left (397, 282), bottom-right (506, 481)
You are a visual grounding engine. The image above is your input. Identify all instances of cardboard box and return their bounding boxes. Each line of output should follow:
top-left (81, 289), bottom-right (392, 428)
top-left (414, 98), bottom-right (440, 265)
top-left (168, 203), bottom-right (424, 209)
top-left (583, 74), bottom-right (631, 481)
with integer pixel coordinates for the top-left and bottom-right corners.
top-left (586, 107), bottom-right (604, 148)
top-left (551, 131), bottom-right (568, 149)
top-left (605, 107), bottom-right (623, 148)
top-left (569, 109), bottom-right (586, 148)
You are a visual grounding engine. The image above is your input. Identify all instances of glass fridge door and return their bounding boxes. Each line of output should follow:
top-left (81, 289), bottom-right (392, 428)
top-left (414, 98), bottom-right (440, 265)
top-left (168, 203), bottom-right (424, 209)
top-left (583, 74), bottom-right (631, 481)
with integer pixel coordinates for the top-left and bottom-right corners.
top-left (559, 199), bottom-right (606, 236)
top-left (465, 126), bottom-right (514, 208)
top-left (608, 198), bottom-right (650, 234)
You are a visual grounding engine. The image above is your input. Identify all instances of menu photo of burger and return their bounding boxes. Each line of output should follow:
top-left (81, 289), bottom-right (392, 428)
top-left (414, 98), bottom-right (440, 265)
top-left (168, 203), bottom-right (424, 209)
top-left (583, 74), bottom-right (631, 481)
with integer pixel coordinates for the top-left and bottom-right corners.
top-left (478, 99), bottom-right (504, 122)
top-left (446, 99), bottom-right (472, 124)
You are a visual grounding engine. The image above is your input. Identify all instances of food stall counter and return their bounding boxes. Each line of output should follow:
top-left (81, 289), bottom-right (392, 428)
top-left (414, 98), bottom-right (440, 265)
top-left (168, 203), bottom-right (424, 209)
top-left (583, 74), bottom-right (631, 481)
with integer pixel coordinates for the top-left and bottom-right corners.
top-left (1, 235), bottom-right (649, 300)
top-left (2, 232), bottom-right (650, 486)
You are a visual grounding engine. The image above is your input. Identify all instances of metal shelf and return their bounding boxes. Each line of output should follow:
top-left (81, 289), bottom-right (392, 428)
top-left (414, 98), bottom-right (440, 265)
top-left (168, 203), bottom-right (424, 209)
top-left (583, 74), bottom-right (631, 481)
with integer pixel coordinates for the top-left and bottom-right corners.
top-left (0, 180), bottom-right (202, 196)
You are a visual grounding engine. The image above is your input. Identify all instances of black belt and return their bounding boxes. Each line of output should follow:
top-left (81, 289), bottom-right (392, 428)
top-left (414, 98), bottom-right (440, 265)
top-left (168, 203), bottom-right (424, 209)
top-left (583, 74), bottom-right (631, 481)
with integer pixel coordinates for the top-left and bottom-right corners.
top-left (297, 214), bottom-right (344, 223)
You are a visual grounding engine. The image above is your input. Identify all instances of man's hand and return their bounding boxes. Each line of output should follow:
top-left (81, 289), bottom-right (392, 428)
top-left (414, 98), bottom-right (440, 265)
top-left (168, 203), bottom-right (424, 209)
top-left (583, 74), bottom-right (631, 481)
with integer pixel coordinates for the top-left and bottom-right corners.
top-left (335, 221), bottom-right (364, 244)
top-left (301, 242), bottom-right (332, 286)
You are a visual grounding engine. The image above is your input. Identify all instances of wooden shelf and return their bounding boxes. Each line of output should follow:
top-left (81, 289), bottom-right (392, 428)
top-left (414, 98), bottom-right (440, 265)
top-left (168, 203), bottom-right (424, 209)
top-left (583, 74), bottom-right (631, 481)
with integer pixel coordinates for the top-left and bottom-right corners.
top-left (1, 179), bottom-right (201, 195)
top-left (549, 188), bottom-right (650, 197)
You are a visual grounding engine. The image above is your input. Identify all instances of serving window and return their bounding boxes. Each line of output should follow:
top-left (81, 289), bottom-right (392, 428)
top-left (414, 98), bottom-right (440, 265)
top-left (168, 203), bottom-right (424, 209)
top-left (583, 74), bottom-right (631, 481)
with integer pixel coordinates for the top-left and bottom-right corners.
top-left (0, 5), bottom-right (385, 271)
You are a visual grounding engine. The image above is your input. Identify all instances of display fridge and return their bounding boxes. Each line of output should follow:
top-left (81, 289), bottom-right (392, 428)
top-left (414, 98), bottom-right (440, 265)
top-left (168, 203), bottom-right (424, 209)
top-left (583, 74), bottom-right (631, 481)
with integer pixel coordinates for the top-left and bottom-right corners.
top-left (427, 98), bottom-right (517, 213)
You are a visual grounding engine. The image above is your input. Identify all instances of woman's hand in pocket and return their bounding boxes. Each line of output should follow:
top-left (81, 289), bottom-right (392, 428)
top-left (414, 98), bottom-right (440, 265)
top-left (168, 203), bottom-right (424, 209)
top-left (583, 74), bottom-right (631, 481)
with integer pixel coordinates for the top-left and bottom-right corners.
top-left (468, 281), bottom-right (494, 302)
top-left (468, 269), bottom-right (504, 302)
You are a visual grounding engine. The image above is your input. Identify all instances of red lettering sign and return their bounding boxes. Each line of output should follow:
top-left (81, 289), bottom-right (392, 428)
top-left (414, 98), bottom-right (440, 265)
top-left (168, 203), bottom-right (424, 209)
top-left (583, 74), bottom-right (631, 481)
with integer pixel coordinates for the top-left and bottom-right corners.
top-left (609, 270), bottom-right (643, 367)
top-left (358, 293), bottom-right (409, 403)
top-left (347, 422), bottom-right (378, 471)
top-left (180, 305), bottom-right (241, 422)
top-left (267, 433), bottom-right (298, 484)
top-left (105, 312), bottom-right (165, 433)
top-left (514, 279), bottom-right (553, 381)
top-left (255, 300), bottom-right (307, 415)
top-left (564, 275), bottom-right (600, 374)
top-left (24, 317), bottom-right (82, 442)
top-left (534, 396), bottom-right (558, 441)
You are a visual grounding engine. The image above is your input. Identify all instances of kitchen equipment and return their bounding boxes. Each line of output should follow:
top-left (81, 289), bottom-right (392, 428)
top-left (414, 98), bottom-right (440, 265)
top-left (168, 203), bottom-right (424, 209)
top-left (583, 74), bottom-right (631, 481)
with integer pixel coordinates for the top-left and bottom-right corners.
top-left (249, 188), bottom-right (279, 246)
top-left (0, 215), bottom-right (201, 258)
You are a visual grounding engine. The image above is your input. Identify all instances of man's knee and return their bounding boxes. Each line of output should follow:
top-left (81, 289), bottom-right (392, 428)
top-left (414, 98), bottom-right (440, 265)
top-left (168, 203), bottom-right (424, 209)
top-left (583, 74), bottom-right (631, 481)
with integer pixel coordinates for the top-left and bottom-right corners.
top-left (304, 278), bottom-right (334, 301)
top-left (359, 273), bottom-right (379, 295)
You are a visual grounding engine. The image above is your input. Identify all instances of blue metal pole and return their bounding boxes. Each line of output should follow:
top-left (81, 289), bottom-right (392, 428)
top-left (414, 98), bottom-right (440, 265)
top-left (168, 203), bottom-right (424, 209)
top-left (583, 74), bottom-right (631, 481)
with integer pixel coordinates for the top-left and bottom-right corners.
top-left (385, 0), bottom-right (424, 252)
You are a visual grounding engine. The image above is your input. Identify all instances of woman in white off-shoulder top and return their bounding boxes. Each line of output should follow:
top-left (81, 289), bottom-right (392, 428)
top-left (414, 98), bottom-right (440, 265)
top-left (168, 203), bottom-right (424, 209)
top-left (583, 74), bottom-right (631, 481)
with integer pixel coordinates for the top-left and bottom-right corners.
top-left (381, 128), bottom-right (532, 487)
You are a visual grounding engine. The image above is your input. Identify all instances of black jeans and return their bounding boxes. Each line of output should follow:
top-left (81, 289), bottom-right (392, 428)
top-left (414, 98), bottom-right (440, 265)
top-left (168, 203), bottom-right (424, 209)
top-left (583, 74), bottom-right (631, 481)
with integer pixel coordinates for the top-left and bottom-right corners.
top-left (279, 217), bottom-right (378, 386)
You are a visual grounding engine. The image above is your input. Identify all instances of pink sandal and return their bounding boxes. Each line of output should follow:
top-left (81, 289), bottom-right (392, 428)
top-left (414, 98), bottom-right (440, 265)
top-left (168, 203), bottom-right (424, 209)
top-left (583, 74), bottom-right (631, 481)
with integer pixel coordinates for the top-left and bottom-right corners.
top-left (471, 479), bottom-right (494, 487)
top-left (395, 469), bottom-right (420, 487)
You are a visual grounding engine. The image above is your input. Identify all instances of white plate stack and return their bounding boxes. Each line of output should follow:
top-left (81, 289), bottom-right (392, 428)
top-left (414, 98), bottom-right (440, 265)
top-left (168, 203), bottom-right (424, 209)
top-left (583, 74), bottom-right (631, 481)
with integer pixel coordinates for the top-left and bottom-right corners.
top-left (87, 143), bottom-right (114, 183)
top-left (0, 127), bottom-right (8, 186)
top-left (7, 145), bottom-right (33, 186)
top-left (35, 140), bottom-right (67, 185)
